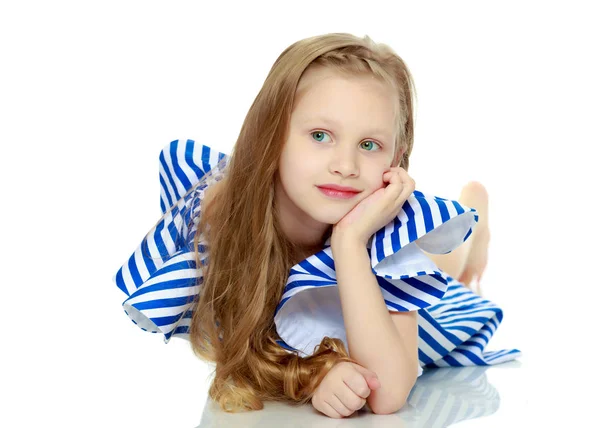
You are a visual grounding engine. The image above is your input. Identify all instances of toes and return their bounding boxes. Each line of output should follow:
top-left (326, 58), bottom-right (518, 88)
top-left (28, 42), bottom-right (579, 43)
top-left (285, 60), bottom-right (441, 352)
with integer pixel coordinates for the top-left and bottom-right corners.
top-left (459, 181), bottom-right (489, 221)
top-left (461, 181), bottom-right (489, 201)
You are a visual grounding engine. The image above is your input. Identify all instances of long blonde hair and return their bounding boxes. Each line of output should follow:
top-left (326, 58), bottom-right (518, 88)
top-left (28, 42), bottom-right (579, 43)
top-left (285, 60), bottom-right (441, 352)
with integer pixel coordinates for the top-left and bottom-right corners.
top-left (188, 32), bottom-right (417, 412)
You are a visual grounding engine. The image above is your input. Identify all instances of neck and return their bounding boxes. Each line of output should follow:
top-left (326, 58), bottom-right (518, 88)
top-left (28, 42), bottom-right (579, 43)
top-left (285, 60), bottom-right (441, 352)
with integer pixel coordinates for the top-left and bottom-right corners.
top-left (273, 180), bottom-right (331, 252)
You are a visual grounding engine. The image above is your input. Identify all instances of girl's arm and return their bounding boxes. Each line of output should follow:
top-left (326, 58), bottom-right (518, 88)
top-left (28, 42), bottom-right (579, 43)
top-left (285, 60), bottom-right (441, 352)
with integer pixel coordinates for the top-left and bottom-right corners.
top-left (334, 235), bottom-right (419, 415)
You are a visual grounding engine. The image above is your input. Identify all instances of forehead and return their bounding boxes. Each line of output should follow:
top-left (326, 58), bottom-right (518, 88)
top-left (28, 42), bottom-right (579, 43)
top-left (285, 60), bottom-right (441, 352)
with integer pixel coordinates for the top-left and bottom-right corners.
top-left (293, 68), bottom-right (397, 136)
top-left (295, 67), bottom-right (384, 105)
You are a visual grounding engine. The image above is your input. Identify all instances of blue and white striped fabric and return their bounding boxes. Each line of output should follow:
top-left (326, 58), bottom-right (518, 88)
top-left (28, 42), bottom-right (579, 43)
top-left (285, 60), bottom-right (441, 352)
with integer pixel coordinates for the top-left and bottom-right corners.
top-left (113, 139), bottom-right (521, 374)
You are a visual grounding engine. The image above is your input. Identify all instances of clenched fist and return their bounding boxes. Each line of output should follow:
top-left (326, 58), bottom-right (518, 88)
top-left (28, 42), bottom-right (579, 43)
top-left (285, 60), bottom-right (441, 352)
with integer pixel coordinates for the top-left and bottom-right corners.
top-left (311, 361), bottom-right (381, 419)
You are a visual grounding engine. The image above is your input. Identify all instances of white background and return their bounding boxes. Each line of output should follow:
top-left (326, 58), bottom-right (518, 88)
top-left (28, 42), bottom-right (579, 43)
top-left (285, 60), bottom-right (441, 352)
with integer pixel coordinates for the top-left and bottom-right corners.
top-left (1, 1), bottom-right (598, 426)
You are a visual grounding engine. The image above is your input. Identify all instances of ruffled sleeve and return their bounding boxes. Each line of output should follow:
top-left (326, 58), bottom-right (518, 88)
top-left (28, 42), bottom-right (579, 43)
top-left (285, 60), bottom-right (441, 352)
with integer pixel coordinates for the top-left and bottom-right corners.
top-left (120, 248), bottom-right (204, 342)
top-left (273, 190), bottom-right (478, 359)
top-left (113, 139), bottom-right (229, 342)
top-left (158, 138), bottom-right (229, 216)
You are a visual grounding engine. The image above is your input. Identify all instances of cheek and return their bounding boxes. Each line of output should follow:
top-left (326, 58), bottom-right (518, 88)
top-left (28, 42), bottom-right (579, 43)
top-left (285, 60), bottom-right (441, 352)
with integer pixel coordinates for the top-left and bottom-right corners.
top-left (368, 167), bottom-right (387, 190)
top-left (280, 155), bottom-right (312, 191)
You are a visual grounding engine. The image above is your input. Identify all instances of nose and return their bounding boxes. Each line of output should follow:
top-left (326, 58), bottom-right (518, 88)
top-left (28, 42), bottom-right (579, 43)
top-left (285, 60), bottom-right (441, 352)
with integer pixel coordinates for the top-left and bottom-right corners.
top-left (329, 144), bottom-right (359, 178)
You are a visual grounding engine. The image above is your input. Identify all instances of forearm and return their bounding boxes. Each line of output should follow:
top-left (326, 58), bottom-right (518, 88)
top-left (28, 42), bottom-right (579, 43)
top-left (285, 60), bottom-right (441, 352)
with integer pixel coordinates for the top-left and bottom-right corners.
top-left (334, 240), bottom-right (418, 412)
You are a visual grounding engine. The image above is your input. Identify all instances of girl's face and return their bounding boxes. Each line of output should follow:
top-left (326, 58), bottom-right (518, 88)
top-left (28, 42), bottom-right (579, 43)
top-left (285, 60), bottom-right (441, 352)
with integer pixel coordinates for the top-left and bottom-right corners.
top-left (275, 67), bottom-right (398, 243)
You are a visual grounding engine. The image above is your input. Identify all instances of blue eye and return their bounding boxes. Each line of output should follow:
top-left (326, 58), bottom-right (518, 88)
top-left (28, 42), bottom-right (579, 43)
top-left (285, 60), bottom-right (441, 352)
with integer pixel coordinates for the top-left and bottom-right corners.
top-left (311, 131), bottom-right (382, 151)
top-left (311, 131), bottom-right (330, 143)
top-left (360, 141), bottom-right (380, 151)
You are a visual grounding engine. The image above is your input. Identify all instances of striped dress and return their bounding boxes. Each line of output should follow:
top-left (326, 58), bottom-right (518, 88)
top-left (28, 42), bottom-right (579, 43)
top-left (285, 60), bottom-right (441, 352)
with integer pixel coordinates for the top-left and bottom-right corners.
top-left (113, 139), bottom-right (521, 377)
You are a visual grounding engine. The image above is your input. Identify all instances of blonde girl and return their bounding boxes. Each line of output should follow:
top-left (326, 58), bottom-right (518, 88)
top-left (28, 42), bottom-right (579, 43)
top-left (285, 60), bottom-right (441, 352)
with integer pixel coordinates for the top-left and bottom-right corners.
top-left (114, 32), bottom-right (520, 419)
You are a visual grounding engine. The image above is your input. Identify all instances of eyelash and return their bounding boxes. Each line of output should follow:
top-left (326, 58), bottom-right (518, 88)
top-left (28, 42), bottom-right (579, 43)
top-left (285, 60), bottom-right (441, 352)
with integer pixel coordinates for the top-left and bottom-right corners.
top-left (310, 130), bottom-right (383, 151)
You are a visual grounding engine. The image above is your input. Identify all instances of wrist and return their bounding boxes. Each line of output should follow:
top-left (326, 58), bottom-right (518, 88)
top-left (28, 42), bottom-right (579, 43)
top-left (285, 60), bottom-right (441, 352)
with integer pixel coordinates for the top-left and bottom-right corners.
top-left (331, 234), bottom-right (369, 258)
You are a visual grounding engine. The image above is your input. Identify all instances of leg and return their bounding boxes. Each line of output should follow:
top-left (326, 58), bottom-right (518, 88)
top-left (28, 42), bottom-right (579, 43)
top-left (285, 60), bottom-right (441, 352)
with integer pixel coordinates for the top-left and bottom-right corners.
top-left (422, 181), bottom-right (490, 295)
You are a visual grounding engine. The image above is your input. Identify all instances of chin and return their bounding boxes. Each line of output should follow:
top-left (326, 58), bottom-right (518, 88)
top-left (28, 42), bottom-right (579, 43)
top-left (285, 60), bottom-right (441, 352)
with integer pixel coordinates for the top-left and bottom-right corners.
top-left (306, 207), bottom-right (349, 225)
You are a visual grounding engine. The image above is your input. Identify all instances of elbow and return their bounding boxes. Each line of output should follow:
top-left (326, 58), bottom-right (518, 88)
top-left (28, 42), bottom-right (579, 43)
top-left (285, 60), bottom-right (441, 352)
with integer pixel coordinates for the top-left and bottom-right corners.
top-left (368, 390), bottom-right (410, 415)
top-left (368, 373), bottom-right (417, 415)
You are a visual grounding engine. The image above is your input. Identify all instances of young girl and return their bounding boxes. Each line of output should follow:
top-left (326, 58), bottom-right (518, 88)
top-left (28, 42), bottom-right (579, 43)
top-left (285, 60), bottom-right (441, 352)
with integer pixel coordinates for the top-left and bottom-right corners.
top-left (114, 33), bottom-right (521, 418)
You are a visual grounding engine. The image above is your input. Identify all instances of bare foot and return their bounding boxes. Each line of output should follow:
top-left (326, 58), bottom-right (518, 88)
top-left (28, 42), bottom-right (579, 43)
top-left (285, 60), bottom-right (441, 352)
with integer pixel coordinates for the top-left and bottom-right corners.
top-left (457, 181), bottom-right (491, 296)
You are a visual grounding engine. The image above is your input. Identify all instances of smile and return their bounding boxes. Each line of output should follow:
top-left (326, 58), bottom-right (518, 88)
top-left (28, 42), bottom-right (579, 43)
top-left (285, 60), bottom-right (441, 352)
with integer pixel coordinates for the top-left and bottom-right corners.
top-left (316, 186), bottom-right (361, 199)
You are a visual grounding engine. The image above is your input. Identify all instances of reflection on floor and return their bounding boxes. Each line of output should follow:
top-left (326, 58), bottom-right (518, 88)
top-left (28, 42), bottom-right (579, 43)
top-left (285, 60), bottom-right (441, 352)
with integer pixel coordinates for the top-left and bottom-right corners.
top-left (198, 362), bottom-right (520, 427)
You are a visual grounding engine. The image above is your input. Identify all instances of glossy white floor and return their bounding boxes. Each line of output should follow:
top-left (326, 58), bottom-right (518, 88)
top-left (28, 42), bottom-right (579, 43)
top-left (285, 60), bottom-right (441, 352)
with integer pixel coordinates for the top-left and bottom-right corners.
top-left (194, 349), bottom-right (589, 427)
top-left (197, 361), bottom-right (523, 427)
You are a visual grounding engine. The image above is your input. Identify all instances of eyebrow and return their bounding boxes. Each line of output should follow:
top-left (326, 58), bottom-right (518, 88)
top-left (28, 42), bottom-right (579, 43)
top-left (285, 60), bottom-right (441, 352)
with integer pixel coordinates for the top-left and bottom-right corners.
top-left (302, 115), bottom-right (394, 140)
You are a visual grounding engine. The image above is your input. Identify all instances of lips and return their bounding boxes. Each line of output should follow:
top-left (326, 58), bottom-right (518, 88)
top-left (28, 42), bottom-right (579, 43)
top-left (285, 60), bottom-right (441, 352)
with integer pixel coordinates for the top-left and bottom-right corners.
top-left (317, 184), bottom-right (360, 193)
top-left (316, 185), bottom-right (361, 199)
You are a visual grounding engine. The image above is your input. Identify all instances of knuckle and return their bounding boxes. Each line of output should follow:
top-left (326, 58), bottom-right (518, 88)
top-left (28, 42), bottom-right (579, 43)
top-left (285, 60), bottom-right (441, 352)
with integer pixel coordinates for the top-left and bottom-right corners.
top-left (321, 405), bottom-right (339, 419)
top-left (340, 406), bottom-right (354, 417)
top-left (352, 380), bottom-right (371, 399)
top-left (350, 396), bottom-right (365, 410)
top-left (360, 385), bottom-right (371, 397)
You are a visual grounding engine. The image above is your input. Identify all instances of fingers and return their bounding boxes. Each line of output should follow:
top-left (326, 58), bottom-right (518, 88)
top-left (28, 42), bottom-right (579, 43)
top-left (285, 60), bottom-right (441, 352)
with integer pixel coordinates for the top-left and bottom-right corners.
top-left (313, 364), bottom-right (372, 418)
top-left (325, 366), bottom-right (371, 416)
top-left (321, 401), bottom-right (345, 419)
top-left (342, 375), bottom-right (372, 399)
top-left (395, 176), bottom-right (415, 206)
top-left (383, 168), bottom-right (415, 203)
top-left (347, 363), bottom-right (379, 396)
top-left (326, 393), bottom-right (363, 418)
top-left (383, 167), bottom-right (402, 184)
top-left (384, 167), bottom-right (410, 186)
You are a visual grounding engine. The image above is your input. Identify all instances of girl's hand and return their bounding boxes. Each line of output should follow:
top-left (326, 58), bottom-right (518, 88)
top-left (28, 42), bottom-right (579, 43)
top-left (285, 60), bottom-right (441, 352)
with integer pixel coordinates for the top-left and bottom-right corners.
top-left (311, 361), bottom-right (381, 418)
top-left (331, 167), bottom-right (415, 249)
